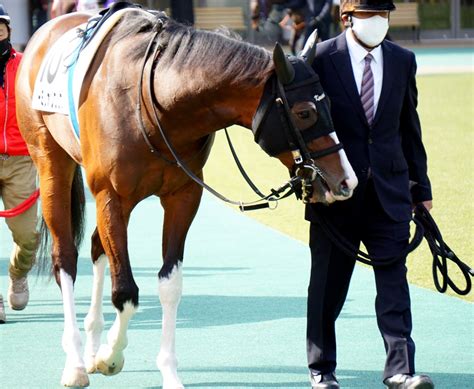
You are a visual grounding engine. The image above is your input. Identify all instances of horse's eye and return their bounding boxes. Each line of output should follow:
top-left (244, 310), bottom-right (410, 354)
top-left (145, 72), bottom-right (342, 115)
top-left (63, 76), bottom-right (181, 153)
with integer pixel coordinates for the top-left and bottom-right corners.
top-left (297, 111), bottom-right (310, 120)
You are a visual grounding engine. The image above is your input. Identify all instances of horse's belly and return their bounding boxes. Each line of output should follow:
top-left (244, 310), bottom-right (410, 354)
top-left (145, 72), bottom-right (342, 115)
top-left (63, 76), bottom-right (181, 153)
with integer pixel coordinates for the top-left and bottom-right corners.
top-left (43, 114), bottom-right (83, 164)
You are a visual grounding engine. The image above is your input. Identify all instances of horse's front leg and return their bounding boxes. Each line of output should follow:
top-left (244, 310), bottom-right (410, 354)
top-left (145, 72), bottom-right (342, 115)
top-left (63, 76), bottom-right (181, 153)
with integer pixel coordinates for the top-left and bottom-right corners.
top-left (84, 229), bottom-right (107, 373)
top-left (92, 190), bottom-right (138, 376)
top-left (157, 181), bottom-right (203, 389)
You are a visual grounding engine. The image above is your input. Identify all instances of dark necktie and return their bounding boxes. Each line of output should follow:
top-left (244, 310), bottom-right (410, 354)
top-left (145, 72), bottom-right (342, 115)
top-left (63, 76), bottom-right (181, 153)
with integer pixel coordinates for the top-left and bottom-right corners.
top-left (360, 53), bottom-right (374, 127)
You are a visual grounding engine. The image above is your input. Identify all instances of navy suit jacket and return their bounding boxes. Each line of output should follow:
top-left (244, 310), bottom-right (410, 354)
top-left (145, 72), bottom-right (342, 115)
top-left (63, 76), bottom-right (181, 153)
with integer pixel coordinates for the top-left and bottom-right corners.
top-left (306, 32), bottom-right (432, 223)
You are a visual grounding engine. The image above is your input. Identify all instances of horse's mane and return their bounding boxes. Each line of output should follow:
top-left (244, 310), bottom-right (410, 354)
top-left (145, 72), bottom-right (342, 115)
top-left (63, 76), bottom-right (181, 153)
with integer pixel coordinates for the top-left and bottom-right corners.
top-left (110, 9), bottom-right (274, 87)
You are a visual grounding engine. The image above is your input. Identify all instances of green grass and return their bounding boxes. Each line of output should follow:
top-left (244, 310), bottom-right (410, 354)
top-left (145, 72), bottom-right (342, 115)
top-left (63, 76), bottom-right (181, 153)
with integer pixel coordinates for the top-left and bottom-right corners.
top-left (203, 73), bottom-right (474, 301)
top-left (393, 1), bottom-right (474, 29)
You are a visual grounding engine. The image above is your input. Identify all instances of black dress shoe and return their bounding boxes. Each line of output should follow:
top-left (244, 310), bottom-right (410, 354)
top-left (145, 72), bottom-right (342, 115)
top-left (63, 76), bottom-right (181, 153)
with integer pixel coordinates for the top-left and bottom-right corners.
top-left (310, 372), bottom-right (340, 389)
top-left (384, 374), bottom-right (434, 389)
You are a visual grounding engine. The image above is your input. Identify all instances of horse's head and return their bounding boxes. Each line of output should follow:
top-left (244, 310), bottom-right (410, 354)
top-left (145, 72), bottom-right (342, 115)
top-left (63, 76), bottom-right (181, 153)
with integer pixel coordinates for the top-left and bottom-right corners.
top-left (252, 33), bottom-right (357, 204)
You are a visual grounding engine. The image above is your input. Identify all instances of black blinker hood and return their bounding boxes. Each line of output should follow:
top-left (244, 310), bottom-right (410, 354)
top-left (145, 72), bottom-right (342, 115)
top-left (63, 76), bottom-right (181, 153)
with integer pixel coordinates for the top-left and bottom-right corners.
top-left (251, 59), bottom-right (334, 157)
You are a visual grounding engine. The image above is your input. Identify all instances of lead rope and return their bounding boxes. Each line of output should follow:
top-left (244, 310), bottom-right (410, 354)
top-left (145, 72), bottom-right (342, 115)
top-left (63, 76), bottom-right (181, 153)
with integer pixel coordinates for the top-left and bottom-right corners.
top-left (314, 209), bottom-right (425, 267)
top-left (149, 101), bottom-right (299, 210)
top-left (413, 204), bottom-right (473, 295)
top-left (0, 189), bottom-right (40, 218)
top-left (314, 204), bottom-right (472, 295)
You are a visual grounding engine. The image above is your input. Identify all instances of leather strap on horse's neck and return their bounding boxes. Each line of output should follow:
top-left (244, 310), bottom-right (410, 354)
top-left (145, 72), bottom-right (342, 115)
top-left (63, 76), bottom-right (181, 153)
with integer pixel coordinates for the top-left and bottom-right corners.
top-left (136, 21), bottom-right (174, 164)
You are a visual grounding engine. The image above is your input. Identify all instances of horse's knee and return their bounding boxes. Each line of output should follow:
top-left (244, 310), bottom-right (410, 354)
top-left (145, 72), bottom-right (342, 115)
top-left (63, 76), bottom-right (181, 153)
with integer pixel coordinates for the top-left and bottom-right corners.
top-left (111, 281), bottom-right (139, 311)
top-left (158, 262), bottom-right (183, 305)
top-left (52, 247), bottom-right (79, 284)
top-left (91, 228), bottom-right (105, 262)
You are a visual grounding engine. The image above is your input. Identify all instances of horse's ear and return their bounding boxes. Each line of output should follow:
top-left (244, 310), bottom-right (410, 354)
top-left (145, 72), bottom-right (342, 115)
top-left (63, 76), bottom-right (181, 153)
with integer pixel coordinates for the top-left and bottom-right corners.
top-left (299, 29), bottom-right (318, 66)
top-left (273, 43), bottom-right (295, 85)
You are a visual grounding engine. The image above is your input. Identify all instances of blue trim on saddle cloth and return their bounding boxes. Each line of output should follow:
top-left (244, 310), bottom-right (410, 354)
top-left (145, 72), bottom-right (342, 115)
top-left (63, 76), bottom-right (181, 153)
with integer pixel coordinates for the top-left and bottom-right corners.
top-left (67, 20), bottom-right (97, 139)
top-left (67, 44), bottom-right (82, 139)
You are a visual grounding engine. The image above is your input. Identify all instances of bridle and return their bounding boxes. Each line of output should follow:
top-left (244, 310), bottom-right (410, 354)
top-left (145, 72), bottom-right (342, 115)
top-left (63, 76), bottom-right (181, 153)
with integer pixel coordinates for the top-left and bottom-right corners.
top-left (135, 18), bottom-right (344, 210)
top-left (251, 70), bottom-right (346, 202)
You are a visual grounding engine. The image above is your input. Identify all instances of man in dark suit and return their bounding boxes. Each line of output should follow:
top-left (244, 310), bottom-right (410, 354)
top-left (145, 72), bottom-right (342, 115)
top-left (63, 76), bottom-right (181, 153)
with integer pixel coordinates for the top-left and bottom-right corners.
top-left (305, 1), bottom-right (434, 388)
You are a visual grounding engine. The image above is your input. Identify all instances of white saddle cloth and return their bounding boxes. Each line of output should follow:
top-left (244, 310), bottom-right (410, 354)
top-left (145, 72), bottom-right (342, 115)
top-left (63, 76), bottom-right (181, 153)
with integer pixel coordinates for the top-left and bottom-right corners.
top-left (32, 8), bottom-right (130, 139)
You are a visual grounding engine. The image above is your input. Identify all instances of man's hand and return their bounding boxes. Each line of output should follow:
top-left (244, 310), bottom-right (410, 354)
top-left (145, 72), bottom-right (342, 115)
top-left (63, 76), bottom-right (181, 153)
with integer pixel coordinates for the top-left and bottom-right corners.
top-left (414, 200), bottom-right (433, 212)
top-left (423, 200), bottom-right (433, 211)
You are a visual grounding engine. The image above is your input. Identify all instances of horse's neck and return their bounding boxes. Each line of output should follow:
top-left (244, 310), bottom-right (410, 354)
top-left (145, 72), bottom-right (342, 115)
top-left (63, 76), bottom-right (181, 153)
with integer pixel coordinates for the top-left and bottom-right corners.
top-left (154, 68), bottom-right (267, 134)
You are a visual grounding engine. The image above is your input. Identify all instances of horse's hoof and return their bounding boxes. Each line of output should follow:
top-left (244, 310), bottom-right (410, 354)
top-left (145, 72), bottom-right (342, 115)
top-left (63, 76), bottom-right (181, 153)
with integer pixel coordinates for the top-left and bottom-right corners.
top-left (95, 344), bottom-right (124, 376)
top-left (160, 369), bottom-right (184, 389)
top-left (61, 366), bottom-right (90, 387)
top-left (162, 380), bottom-right (184, 389)
top-left (84, 356), bottom-right (97, 374)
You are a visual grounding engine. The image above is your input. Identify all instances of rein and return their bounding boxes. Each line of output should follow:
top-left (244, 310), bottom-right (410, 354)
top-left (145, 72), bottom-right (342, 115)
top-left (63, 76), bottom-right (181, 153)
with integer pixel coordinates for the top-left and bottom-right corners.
top-left (136, 20), bottom-right (300, 211)
top-left (414, 204), bottom-right (473, 295)
top-left (313, 204), bottom-right (473, 296)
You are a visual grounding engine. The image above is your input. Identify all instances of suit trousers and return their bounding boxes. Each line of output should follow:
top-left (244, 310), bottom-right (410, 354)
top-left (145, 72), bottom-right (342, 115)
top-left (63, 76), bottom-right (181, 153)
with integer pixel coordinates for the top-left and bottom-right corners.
top-left (307, 179), bottom-right (415, 380)
top-left (0, 156), bottom-right (38, 279)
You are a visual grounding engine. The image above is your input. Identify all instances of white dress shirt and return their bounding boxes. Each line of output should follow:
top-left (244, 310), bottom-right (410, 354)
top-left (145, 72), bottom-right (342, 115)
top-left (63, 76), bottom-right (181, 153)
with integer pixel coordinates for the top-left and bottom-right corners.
top-left (345, 29), bottom-right (384, 117)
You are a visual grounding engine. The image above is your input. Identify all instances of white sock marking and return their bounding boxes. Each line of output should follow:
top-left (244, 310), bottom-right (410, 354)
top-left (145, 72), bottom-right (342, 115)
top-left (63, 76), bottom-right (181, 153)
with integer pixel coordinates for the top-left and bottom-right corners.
top-left (60, 269), bottom-right (85, 370)
top-left (84, 255), bottom-right (107, 371)
top-left (157, 263), bottom-right (184, 388)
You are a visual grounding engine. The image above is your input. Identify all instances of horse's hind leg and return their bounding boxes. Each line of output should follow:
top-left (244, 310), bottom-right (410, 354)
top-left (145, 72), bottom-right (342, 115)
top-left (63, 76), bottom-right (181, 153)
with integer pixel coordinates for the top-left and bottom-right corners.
top-left (33, 140), bottom-right (89, 387)
top-left (84, 228), bottom-right (106, 373)
top-left (157, 181), bottom-right (203, 389)
top-left (92, 189), bottom-right (138, 376)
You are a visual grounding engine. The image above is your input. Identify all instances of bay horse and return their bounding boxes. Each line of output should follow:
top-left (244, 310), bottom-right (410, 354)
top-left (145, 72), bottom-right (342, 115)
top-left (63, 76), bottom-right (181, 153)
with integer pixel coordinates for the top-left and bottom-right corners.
top-left (16, 5), bottom-right (357, 388)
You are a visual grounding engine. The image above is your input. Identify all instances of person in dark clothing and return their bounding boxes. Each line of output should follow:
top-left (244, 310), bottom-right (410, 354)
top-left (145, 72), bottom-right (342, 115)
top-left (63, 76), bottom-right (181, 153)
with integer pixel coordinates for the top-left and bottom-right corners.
top-left (304, 1), bottom-right (435, 388)
top-left (170, 0), bottom-right (194, 25)
top-left (250, 0), bottom-right (288, 44)
top-left (279, 7), bottom-right (306, 54)
top-left (31, 0), bottom-right (49, 33)
top-left (283, 0), bottom-right (333, 42)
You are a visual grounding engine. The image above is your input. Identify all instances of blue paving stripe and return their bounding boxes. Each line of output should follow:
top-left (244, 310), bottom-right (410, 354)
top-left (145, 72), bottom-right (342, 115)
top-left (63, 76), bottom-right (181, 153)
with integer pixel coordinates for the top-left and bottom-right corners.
top-left (0, 193), bottom-right (472, 388)
top-left (412, 47), bottom-right (473, 68)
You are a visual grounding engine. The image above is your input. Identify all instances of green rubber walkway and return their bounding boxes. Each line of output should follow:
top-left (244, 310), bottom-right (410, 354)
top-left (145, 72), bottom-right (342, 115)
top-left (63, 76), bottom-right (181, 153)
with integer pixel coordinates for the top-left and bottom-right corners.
top-left (0, 195), bottom-right (472, 388)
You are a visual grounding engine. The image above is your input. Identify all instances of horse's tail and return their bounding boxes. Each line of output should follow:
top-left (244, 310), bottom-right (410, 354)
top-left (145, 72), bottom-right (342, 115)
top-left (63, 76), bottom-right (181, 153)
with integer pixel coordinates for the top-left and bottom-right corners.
top-left (36, 166), bottom-right (86, 275)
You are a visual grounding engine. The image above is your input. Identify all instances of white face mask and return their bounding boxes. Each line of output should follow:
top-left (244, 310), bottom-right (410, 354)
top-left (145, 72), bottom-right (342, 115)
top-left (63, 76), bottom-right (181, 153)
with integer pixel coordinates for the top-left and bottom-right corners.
top-left (351, 15), bottom-right (389, 48)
